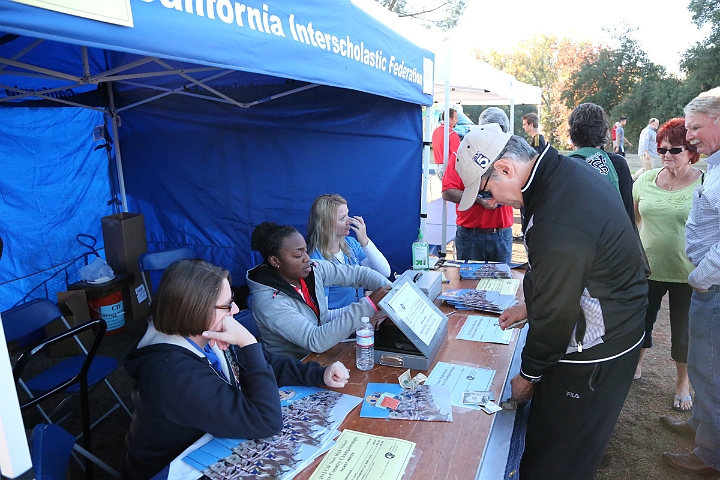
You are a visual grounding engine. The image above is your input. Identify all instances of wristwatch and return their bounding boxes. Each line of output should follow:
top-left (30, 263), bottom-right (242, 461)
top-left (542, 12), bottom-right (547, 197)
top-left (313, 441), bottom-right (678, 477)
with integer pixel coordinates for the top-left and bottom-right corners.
top-left (520, 372), bottom-right (541, 384)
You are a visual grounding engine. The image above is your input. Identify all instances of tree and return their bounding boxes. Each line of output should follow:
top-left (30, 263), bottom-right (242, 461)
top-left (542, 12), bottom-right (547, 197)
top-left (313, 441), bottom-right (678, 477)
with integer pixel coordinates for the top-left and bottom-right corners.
top-left (688, 0), bottom-right (720, 27)
top-left (477, 34), bottom-right (598, 147)
top-left (375, 0), bottom-right (466, 31)
top-left (563, 25), bottom-right (652, 112)
top-left (682, 0), bottom-right (720, 97)
top-left (562, 25), bottom-right (679, 149)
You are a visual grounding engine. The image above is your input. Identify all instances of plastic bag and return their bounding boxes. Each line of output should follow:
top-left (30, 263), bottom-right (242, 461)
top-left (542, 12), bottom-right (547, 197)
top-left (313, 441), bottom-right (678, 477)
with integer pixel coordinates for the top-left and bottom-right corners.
top-left (79, 257), bottom-right (115, 283)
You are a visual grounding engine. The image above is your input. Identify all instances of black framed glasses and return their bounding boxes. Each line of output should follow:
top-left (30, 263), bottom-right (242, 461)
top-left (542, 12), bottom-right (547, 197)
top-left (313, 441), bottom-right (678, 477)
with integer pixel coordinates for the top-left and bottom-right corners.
top-left (477, 176), bottom-right (493, 200)
top-left (658, 147), bottom-right (686, 155)
top-left (215, 295), bottom-right (235, 311)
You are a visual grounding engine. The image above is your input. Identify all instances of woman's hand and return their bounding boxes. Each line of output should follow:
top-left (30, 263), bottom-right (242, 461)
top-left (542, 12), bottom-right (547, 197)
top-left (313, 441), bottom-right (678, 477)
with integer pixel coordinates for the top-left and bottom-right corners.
top-left (368, 284), bottom-right (392, 308)
top-left (498, 303), bottom-right (528, 330)
top-left (349, 216), bottom-right (369, 247)
top-left (203, 316), bottom-right (257, 350)
top-left (324, 361), bottom-right (350, 388)
top-left (370, 311), bottom-right (390, 330)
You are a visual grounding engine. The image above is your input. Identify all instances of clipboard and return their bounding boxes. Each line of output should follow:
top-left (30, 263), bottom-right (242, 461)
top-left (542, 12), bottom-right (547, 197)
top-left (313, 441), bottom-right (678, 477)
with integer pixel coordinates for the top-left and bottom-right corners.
top-left (376, 275), bottom-right (448, 370)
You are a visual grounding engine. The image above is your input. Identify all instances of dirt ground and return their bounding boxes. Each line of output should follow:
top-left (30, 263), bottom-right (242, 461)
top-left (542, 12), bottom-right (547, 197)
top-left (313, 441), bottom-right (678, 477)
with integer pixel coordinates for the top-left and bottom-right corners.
top-left (14, 203), bottom-right (716, 480)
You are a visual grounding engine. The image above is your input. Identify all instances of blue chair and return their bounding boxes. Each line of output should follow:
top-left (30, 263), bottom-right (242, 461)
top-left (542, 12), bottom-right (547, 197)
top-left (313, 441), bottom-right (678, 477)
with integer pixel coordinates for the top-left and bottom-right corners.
top-left (31, 424), bottom-right (120, 479)
top-left (234, 308), bottom-right (260, 339)
top-left (138, 247), bottom-right (194, 303)
top-left (2, 299), bottom-right (131, 460)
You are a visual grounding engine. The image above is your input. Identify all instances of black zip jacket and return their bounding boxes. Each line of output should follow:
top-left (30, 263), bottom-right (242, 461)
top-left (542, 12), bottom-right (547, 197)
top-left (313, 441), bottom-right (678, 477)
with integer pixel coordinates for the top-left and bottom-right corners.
top-left (520, 146), bottom-right (647, 381)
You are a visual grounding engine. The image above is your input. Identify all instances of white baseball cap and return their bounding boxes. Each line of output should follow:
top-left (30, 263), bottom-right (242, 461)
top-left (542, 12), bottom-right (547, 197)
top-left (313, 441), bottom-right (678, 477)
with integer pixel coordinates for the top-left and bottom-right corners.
top-left (457, 123), bottom-right (512, 211)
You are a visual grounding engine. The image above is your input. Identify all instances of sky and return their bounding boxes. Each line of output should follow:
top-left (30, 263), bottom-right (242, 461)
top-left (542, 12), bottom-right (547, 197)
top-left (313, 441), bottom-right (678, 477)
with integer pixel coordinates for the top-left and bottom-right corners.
top-left (451, 0), bottom-right (712, 74)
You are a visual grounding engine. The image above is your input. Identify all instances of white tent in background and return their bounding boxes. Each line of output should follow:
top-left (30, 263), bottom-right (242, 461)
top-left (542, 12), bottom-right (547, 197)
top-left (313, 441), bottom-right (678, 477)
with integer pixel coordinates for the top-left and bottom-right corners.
top-left (352, 0), bottom-right (542, 256)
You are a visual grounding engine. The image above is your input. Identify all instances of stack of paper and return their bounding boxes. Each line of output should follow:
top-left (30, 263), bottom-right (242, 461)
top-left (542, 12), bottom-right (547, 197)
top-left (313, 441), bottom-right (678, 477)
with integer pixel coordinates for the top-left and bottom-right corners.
top-left (182, 387), bottom-right (361, 480)
top-left (437, 289), bottom-right (516, 313)
top-left (458, 263), bottom-right (512, 279)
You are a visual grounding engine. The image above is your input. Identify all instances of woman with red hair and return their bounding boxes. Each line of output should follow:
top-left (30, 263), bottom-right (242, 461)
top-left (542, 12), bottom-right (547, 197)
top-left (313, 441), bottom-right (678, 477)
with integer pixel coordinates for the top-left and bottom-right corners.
top-left (632, 118), bottom-right (703, 412)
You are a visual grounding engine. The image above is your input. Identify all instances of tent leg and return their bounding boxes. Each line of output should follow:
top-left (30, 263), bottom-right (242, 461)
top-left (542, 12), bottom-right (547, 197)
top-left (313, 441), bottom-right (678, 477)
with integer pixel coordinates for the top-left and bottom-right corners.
top-left (420, 106), bottom-right (430, 239)
top-left (106, 82), bottom-right (128, 213)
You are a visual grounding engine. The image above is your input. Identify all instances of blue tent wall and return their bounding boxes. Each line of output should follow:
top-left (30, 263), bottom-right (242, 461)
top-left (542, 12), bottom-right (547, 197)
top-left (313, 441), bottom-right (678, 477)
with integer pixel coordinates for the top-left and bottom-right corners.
top-left (0, 108), bottom-right (113, 311)
top-left (118, 84), bottom-right (422, 282)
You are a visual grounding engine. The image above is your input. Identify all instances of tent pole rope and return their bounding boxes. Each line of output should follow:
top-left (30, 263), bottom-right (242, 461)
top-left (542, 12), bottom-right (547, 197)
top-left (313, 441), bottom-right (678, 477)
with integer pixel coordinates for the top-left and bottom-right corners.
top-left (106, 82), bottom-right (128, 213)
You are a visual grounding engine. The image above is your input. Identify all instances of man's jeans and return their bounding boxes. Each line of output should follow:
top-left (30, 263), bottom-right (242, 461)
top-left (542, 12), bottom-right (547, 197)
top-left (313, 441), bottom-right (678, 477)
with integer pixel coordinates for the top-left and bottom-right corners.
top-left (687, 285), bottom-right (720, 469)
top-left (454, 226), bottom-right (512, 263)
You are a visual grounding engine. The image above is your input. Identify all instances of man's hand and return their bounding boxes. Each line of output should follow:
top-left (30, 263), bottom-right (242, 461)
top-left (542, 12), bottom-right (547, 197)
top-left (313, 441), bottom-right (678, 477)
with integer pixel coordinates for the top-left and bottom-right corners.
top-left (498, 303), bottom-right (528, 330)
top-left (510, 374), bottom-right (535, 402)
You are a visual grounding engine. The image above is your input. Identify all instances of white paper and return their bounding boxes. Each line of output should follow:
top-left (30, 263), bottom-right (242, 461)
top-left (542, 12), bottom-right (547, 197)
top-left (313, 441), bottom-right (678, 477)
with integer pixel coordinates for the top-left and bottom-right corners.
top-left (11, 0), bottom-right (134, 27)
top-left (457, 315), bottom-right (513, 344)
top-left (385, 281), bottom-right (443, 346)
top-left (425, 361), bottom-right (495, 410)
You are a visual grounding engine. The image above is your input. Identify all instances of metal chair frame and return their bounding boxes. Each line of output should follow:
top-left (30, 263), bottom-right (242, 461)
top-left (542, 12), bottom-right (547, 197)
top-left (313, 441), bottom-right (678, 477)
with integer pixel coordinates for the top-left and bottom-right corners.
top-left (138, 247), bottom-right (194, 303)
top-left (3, 299), bottom-right (132, 474)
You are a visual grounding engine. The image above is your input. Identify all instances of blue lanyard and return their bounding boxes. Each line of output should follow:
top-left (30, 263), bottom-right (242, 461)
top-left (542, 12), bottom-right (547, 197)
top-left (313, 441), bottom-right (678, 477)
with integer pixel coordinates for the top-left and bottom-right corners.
top-left (185, 337), bottom-right (227, 381)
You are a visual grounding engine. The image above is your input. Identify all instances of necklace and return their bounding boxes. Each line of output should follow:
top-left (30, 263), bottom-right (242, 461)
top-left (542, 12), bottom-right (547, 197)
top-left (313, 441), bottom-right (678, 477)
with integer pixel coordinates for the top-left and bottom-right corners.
top-left (663, 166), bottom-right (692, 190)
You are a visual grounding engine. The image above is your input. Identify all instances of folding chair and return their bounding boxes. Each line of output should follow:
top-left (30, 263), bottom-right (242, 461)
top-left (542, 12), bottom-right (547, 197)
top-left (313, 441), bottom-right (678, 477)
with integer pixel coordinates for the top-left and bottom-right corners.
top-left (138, 247), bottom-right (194, 303)
top-left (2, 299), bottom-right (131, 460)
top-left (30, 423), bottom-right (120, 480)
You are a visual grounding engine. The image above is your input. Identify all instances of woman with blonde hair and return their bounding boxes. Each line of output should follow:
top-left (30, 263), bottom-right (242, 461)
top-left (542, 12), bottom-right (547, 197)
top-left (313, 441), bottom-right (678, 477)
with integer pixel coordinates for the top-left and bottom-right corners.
top-left (307, 194), bottom-right (390, 317)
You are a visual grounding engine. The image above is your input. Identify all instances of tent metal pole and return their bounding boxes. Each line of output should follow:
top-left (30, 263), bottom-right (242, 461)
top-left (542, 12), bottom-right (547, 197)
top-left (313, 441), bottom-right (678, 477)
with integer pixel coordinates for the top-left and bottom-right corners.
top-left (106, 82), bottom-right (128, 213)
top-left (441, 80), bottom-right (450, 256)
top-left (420, 105), bottom-right (431, 244)
top-left (510, 99), bottom-right (515, 135)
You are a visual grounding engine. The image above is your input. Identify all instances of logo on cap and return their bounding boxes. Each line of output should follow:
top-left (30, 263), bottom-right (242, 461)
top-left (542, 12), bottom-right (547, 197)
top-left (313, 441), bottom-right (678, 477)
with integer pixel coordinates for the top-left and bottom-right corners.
top-left (472, 151), bottom-right (490, 169)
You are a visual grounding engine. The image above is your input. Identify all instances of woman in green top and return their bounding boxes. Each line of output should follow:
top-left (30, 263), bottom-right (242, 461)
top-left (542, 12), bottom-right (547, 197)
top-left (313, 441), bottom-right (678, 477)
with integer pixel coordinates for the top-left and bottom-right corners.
top-left (632, 118), bottom-right (702, 412)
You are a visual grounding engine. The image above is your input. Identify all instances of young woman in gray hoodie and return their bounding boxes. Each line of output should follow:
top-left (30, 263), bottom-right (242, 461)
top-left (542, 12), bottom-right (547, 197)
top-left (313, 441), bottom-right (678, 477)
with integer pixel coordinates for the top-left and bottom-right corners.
top-left (247, 222), bottom-right (391, 359)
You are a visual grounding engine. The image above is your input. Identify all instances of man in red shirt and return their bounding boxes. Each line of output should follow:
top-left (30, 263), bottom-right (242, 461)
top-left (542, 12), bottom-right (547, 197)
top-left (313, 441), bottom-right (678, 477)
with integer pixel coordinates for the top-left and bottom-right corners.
top-left (432, 108), bottom-right (459, 180)
top-left (442, 119), bottom-right (514, 262)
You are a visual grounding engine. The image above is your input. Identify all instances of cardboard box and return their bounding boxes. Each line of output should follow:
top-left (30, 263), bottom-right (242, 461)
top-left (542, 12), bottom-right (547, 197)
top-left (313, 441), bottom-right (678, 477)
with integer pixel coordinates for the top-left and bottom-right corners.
top-left (44, 290), bottom-right (94, 357)
top-left (101, 213), bottom-right (150, 320)
top-left (376, 276), bottom-right (448, 371)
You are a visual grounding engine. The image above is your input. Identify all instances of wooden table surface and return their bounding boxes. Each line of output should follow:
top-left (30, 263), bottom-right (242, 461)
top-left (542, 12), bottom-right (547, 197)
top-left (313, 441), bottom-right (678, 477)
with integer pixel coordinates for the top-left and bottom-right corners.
top-left (297, 266), bottom-right (525, 480)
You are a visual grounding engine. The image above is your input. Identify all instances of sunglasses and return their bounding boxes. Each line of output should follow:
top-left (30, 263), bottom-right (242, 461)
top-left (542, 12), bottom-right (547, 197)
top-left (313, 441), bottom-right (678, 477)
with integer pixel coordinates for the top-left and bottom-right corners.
top-left (658, 147), bottom-right (686, 155)
top-left (215, 294), bottom-right (235, 311)
top-left (477, 176), bottom-right (493, 200)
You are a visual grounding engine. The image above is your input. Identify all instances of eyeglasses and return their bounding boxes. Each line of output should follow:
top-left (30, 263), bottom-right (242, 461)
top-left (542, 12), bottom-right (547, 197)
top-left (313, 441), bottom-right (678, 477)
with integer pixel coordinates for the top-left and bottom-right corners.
top-left (658, 147), bottom-right (686, 155)
top-left (477, 176), bottom-right (493, 200)
top-left (215, 295), bottom-right (235, 311)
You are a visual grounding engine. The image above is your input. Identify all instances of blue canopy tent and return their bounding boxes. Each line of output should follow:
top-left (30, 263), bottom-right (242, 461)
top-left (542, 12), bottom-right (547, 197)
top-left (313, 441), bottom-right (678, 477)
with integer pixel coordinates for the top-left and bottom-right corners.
top-left (0, 0), bottom-right (434, 312)
top-left (1, 2), bottom-right (432, 476)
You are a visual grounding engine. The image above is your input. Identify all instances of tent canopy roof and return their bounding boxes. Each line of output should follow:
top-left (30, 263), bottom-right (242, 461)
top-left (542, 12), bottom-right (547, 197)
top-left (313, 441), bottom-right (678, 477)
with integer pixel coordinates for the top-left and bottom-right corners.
top-left (0, 0), bottom-right (434, 107)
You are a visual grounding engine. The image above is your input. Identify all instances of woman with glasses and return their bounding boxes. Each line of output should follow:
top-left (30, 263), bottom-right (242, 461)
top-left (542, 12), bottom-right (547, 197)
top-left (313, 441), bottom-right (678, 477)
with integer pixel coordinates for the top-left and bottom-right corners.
top-left (306, 194), bottom-right (390, 320)
top-left (123, 258), bottom-right (350, 480)
top-left (247, 222), bottom-right (391, 359)
top-left (632, 118), bottom-right (702, 412)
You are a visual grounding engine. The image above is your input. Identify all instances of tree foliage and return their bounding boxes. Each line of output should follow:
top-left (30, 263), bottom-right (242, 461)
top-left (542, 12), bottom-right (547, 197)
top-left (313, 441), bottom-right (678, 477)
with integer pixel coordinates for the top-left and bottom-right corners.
top-left (375, 0), bottom-right (466, 31)
top-left (563, 26), bottom-right (654, 112)
top-left (688, 0), bottom-right (720, 28)
top-left (477, 34), bottom-right (597, 147)
top-left (682, 0), bottom-right (720, 97)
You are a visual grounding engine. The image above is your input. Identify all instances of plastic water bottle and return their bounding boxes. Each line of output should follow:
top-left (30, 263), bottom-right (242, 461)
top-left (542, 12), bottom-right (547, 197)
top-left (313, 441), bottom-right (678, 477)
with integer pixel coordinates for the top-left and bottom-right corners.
top-left (356, 316), bottom-right (374, 371)
top-left (412, 229), bottom-right (429, 270)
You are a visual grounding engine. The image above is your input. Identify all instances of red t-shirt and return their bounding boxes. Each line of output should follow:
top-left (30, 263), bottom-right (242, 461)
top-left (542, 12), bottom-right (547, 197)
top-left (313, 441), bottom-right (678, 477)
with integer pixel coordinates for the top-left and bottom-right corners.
top-left (432, 124), bottom-right (460, 165)
top-left (441, 153), bottom-right (514, 229)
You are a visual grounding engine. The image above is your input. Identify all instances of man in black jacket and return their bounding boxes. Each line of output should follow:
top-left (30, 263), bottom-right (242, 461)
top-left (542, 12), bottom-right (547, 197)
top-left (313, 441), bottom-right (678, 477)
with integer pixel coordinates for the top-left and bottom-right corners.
top-left (457, 124), bottom-right (647, 479)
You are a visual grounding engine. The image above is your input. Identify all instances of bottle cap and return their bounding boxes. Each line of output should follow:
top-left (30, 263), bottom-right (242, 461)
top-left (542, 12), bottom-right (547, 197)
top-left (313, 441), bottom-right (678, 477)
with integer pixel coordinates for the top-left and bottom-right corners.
top-left (361, 316), bottom-right (370, 323)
